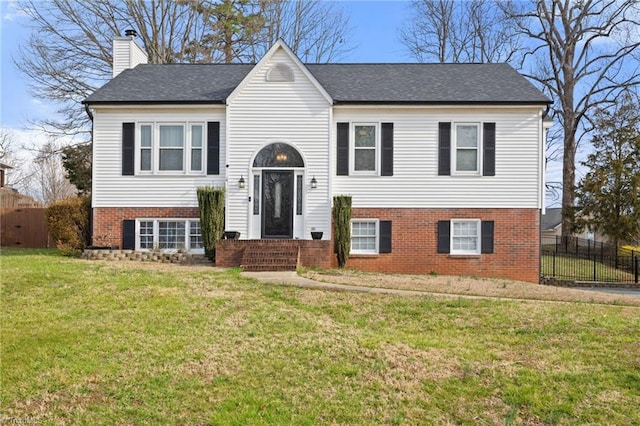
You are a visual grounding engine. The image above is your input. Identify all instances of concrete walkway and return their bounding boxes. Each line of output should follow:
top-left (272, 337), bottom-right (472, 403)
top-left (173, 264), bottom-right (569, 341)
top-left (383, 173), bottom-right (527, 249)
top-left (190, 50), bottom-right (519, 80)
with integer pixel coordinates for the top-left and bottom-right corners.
top-left (241, 271), bottom-right (503, 300)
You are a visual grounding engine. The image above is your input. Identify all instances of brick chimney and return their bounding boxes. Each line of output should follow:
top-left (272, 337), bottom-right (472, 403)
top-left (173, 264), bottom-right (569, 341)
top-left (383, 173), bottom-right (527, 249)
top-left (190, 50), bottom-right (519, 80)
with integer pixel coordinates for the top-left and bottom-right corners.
top-left (112, 29), bottom-right (148, 78)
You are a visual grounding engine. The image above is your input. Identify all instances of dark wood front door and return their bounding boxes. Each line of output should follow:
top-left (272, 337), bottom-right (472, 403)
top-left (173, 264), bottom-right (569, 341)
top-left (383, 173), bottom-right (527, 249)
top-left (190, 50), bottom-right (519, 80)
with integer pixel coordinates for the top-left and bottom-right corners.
top-left (261, 170), bottom-right (294, 238)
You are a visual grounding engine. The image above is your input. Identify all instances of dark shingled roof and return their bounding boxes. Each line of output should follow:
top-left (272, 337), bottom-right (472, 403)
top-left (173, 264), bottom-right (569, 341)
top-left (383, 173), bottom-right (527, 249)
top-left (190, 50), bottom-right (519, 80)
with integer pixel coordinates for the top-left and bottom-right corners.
top-left (541, 208), bottom-right (563, 231)
top-left (84, 62), bottom-right (551, 105)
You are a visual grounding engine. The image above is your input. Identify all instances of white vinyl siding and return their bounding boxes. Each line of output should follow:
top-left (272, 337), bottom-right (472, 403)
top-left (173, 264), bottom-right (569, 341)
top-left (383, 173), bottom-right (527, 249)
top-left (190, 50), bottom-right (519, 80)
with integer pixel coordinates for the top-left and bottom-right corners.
top-left (332, 107), bottom-right (544, 209)
top-left (91, 107), bottom-right (225, 208)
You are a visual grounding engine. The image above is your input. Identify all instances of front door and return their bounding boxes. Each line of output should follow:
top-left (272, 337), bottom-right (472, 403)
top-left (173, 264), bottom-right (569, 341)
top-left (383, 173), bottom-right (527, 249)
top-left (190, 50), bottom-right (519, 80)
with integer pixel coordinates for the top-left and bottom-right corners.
top-left (262, 170), bottom-right (294, 238)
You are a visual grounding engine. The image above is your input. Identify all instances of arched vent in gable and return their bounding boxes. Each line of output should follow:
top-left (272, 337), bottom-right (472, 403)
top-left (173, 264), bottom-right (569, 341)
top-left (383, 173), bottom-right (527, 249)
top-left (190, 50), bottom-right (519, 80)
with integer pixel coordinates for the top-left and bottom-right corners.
top-left (266, 63), bottom-right (295, 82)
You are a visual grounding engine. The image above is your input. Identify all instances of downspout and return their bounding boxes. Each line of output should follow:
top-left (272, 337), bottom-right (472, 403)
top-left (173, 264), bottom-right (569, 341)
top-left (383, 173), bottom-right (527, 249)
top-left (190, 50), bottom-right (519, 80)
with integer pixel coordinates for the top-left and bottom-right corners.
top-left (84, 102), bottom-right (95, 247)
top-left (84, 103), bottom-right (94, 121)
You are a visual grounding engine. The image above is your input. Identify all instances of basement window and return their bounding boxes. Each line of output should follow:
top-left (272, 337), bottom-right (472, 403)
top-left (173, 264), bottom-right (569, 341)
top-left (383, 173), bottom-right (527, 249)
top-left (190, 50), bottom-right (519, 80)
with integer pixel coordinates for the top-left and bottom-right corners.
top-left (136, 219), bottom-right (203, 253)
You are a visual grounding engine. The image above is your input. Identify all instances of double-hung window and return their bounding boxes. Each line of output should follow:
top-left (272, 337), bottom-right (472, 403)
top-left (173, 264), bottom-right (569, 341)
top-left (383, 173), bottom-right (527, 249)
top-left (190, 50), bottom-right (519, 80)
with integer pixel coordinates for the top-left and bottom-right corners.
top-left (451, 219), bottom-right (480, 255)
top-left (140, 125), bottom-right (152, 171)
top-left (137, 123), bottom-right (205, 174)
top-left (159, 125), bottom-right (184, 171)
top-left (454, 123), bottom-right (480, 174)
top-left (353, 124), bottom-right (378, 173)
top-left (137, 219), bottom-right (203, 252)
top-left (190, 125), bottom-right (203, 172)
top-left (351, 219), bottom-right (379, 254)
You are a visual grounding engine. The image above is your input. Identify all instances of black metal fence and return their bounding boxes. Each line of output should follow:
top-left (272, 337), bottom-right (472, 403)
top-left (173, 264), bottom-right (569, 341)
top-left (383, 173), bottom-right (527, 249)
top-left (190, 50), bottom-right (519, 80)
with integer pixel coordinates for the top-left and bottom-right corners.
top-left (541, 236), bottom-right (639, 283)
top-left (542, 252), bottom-right (639, 283)
top-left (541, 235), bottom-right (619, 260)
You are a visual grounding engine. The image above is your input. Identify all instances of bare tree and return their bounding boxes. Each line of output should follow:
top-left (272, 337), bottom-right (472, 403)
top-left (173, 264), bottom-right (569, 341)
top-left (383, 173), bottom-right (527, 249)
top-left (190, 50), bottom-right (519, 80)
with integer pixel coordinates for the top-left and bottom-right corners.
top-left (0, 129), bottom-right (32, 191)
top-left (31, 143), bottom-right (76, 205)
top-left (401, 0), bottom-right (522, 63)
top-left (246, 0), bottom-right (353, 63)
top-left (503, 0), bottom-right (640, 237)
top-left (16, 0), bottom-right (206, 139)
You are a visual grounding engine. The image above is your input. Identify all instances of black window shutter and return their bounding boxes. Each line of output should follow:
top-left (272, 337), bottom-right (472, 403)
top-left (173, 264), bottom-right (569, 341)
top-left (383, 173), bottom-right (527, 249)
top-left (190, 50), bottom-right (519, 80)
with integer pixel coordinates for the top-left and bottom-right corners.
top-left (438, 122), bottom-right (451, 176)
top-left (481, 221), bottom-right (494, 254)
top-left (379, 220), bottom-right (392, 253)
top-left (381, 123), bottom-right (394, 176)
top-left (437, 220), bottom-right (450, 253)
top-left (483, 122), bottom-right (496, 176)
top-left (207, 122), bottom-right (220, 175)
top-left (122, 219), bottom-right (136, 250)
top-left (337, 122), bottom-right (349, 176)
top-left (122, 122), bottom-right (135, 176)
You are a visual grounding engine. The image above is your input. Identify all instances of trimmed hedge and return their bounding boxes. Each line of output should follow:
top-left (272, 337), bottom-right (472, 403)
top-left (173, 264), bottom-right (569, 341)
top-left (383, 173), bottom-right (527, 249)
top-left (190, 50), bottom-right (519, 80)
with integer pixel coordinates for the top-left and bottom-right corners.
top-left (333, 195), bottom-right (352, 268)
top-left (46, 196), bottom-right (91, 256)
top-left (197, 186), bottom-right (225, 261)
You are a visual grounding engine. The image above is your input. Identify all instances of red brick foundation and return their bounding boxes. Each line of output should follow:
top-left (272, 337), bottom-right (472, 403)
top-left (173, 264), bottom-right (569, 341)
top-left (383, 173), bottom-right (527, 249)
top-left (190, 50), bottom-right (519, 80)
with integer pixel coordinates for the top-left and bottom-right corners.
top-left (94, 206), bottom-right (540, 283)
top-left (344, 208), bottom-right (540, 283)
top-left (92, 207), bottom-right (199, 247)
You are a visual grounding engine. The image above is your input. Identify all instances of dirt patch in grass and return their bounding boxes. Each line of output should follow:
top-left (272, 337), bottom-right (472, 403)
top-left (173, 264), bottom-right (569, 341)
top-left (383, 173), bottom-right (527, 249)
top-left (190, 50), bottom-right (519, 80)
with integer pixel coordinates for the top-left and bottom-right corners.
top-left (302, 269), bottom-right (640, 306)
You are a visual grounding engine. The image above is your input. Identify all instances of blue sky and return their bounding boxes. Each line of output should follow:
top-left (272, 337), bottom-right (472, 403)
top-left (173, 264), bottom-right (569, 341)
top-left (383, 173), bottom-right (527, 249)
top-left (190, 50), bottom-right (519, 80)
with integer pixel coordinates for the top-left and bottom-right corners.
top-left (0, 0), bottom-right (413, 131)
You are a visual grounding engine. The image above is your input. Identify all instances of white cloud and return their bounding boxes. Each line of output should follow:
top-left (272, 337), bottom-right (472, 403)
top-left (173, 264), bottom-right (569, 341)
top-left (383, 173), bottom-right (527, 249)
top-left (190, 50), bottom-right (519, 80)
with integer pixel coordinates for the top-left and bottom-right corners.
top-left (2, 0), bottom-right (27, 21)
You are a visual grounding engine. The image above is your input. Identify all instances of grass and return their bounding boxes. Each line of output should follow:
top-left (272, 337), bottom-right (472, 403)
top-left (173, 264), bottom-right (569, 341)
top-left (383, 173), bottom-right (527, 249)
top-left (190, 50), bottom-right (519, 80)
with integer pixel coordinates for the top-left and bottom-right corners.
top-left (2, 248), bottom-right (640, 425)
top-left (542, 254), bottom-right (636, 282)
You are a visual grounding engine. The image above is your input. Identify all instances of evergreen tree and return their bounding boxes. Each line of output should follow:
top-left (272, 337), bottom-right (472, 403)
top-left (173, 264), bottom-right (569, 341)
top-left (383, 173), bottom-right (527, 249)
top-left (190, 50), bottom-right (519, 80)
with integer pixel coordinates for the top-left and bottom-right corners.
top-left (62, 143), bottom-right (92, 195)
top-left (575, 91), bottom-right (640, 247)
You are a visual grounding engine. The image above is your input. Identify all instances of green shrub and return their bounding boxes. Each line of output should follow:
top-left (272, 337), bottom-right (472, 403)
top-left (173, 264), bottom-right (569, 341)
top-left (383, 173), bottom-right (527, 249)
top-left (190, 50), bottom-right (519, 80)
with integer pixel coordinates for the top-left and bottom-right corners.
top-left (197, 187), bottom-right (225, 261)
top-left (332, 195), bottom-right (352, 268)
top-left (46, 196), bottom-right (91, 256)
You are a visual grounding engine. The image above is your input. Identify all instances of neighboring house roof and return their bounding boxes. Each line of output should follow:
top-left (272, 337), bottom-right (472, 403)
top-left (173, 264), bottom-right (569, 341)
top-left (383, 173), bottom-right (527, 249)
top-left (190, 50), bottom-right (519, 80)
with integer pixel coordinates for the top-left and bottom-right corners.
top-left (541, 207), bottom-right (562, 231)
top-left (84, 62), bottom-right (551, 105)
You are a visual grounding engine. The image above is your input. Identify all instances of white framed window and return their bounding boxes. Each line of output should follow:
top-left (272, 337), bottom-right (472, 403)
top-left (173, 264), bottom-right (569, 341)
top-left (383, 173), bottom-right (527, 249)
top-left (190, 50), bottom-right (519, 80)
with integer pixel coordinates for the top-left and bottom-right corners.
top-left (451, 219), bottom-right (481, 255)
top-left (137, 122), bottom-right (205, 174)
top-left (453, 123), bottom-right (480, 174)
top-left (140, 124), bottom-right (152, 171)
top-left (351, 219), bottom-right (379, 254)
top-left (352, 123), bottom-right (379, 174)
top-left (136, 219), bottom-right (203, 253)
top-left (190, 124), bottom-right (203, 172)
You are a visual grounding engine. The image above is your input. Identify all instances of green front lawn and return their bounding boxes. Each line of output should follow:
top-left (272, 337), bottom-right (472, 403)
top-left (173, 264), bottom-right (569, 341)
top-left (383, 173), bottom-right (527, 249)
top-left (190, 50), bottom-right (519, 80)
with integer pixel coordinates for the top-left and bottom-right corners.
top-left (2, 249), bottom-right (639, 424)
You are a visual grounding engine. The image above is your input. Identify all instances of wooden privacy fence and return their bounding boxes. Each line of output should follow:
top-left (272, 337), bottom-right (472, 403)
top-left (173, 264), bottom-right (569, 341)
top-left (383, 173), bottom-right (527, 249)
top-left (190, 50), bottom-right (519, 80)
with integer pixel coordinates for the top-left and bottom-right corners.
top-left (1, 208), bottom-right (52, 248)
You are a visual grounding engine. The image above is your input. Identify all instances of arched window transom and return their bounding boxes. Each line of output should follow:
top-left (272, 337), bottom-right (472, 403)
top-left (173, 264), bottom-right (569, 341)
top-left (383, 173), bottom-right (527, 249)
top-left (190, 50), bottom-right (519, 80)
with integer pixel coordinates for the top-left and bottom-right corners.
top-left (253, 143), bottom-right (304, 168)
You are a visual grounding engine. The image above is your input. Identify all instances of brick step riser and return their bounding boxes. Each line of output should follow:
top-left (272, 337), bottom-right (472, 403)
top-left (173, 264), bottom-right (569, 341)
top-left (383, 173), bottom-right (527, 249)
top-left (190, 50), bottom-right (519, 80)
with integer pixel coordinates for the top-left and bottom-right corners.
top-left (242, 265), bottom-right (298, 272)
top-left (240, 244), bottom-right (300, 272)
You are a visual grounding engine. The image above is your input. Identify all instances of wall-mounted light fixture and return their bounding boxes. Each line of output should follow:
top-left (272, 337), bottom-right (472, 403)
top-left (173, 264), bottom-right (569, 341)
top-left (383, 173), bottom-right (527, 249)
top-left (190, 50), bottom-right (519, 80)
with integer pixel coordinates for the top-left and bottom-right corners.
top-left (238, 175), bottom-right (246, 189)
top-left (310, 176), bottom-right (318, 189)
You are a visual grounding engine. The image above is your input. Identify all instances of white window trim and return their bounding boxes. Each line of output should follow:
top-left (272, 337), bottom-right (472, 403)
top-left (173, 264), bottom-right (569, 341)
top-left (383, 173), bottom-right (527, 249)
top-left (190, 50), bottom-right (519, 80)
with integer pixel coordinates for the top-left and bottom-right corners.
top-left (452, 122), bottom-right (481, 176)
top-left (135, 122), bottom-right (206, 175)
top-left (450, 218), bottom-right (481, 255)
top-left (135, 218), bottom-right (204, 254)
top-left (351, 218), bottom-right (379, 255)
top-left (350, 122), bottom-right (380, 175)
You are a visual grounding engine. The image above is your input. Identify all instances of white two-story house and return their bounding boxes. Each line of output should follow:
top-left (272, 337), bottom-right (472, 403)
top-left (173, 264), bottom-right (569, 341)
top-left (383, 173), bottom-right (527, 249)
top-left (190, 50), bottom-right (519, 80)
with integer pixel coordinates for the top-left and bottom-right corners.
top-left (83, 34), bottom-right (551, 283)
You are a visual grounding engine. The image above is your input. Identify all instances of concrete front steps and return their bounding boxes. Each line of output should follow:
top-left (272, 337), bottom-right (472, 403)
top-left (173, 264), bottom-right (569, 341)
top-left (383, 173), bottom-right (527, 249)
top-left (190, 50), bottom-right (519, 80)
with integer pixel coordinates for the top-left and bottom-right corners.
top-left (240, 239), bottom-right (300, 271)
